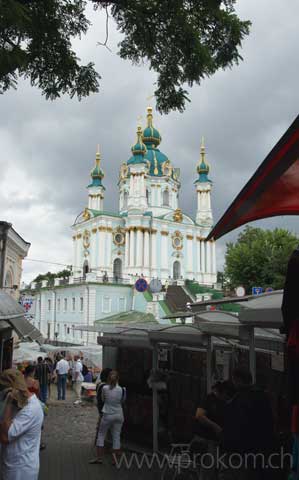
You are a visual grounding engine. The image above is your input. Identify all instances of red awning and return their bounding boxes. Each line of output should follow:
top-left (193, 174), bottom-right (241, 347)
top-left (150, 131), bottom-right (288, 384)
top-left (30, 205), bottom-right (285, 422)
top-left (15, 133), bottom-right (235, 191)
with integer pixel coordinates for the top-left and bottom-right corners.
top-left (207, 114), bottom-right (299, 240)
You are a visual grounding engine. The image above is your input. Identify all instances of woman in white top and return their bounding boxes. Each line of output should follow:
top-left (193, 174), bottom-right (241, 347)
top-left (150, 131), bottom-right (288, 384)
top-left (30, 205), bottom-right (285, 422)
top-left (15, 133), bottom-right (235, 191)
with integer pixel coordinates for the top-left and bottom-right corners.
top-left (92, 370), bottom-right (126, 464)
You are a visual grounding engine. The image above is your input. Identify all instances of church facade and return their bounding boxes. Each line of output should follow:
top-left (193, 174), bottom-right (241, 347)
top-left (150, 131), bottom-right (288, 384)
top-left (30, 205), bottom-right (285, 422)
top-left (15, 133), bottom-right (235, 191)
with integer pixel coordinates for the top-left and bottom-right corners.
top-left (72, 107), bottom-right (217, 286)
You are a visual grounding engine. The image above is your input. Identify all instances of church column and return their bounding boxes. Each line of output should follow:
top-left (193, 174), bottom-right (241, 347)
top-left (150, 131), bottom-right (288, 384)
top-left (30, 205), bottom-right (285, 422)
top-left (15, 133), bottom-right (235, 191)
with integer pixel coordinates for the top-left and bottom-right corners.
top-left (76, 234), bottom-right (82, 276)
top-left (156, 186), bottom-right (161, 206)
top-left (90, 227), bottom-right (97, 271)
top-left (151, 230), bottom-right (157, 276)
top-left (98, 227), bottom-right (105, 270)
top-left (206, 241), bottom-right (211, 274)
top-left (72, 235), bottom-right (77, 276)
top-left (129, 228), bottom-right (135, 268)
top-left (161, 232), bottom-right (168, 273)
top-left (144, 230), bottom-right (150, 272)
top-left (125, 230), bottom-right (130, 268)
top-left (105, 228), bottom-right (112, 272)
top-left (186, 235), bottom-right (194, 276)
top-left (136, 228), bottom-right (143, 268)
top-left (212, 240), bottom-right (217, 274)
top-left (201, 240), bottom-right (206, 275)
top-left (196, 237), bottom-right (201, 280)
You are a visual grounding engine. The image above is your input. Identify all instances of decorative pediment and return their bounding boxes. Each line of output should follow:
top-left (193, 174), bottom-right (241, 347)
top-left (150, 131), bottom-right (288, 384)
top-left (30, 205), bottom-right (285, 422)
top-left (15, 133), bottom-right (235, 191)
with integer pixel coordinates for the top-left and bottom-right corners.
top-left (162, 211), bottom-right (195, 225)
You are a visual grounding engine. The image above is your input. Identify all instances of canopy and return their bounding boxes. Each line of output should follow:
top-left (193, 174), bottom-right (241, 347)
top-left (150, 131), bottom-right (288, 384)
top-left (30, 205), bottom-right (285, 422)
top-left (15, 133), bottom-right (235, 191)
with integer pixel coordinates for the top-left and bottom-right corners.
top-left (13, 342), bottom-right (47, 364)
top-left (207, 114), bottom-right (299, 240)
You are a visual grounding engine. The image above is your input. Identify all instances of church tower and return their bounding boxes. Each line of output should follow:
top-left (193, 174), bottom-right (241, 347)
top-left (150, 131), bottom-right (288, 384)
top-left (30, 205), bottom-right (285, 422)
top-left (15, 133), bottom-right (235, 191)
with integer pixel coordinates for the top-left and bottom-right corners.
top-left (87, 148), bottom-right (105, 211)
top-left (195, 139), bottom-right (213, 228)
top-left (127, 125), bottom-right (148, 213)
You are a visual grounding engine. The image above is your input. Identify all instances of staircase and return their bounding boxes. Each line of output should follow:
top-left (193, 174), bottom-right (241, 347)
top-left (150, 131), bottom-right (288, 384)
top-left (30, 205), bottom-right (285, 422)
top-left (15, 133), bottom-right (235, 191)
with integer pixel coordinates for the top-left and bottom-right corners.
top-left (165, 285), bottom-right (193, 313)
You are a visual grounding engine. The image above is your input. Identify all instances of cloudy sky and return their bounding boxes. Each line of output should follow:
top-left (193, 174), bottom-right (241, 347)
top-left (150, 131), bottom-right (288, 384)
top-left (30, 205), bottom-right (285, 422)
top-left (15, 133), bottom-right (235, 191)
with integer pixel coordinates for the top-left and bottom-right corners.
top-left (1, 1), bottom-right (299, 284)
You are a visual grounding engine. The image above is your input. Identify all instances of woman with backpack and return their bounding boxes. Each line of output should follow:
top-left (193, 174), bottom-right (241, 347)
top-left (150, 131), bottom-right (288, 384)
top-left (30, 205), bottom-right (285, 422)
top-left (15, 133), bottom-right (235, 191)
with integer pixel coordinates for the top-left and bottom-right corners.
top-left (90, 370), bottom-right (126, 465)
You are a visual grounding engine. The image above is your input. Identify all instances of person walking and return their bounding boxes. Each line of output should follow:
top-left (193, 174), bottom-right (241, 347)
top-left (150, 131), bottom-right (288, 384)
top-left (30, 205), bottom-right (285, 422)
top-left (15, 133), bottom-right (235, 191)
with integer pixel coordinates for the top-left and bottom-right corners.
top-left (73, 355), bottom-right (83, 405)
top-left (0, 369), bottom-right (44, 480)
top-left (93, 370), bottom-right (126, 464)
top-left (35, 357), bottom-right (50, 404)
top-left (56, 355), bottom-right (69, 401)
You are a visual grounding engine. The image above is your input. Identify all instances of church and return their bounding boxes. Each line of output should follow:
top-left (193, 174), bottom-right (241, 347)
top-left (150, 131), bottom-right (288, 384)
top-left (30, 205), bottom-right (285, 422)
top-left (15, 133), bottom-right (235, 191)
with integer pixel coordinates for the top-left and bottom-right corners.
top-left (28, 107), bottom-right (217, 345)
top-left (72, 107), bottom-right (217, 286)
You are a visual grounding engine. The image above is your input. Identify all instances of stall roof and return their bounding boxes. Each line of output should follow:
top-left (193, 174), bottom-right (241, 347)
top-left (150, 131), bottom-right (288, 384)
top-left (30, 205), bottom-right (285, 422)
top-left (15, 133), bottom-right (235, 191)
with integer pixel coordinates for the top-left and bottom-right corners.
top-left (94, 310), bottom-right (157, 326)
top-left (0, 291), bottom-right (43, 343)
top-left (207, 114), bottom-right (299, 240)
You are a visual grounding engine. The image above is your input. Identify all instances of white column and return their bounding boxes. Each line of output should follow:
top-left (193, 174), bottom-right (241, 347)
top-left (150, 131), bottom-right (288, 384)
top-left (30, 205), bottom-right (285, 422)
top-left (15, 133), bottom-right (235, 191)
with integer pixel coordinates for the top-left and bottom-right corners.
top-left (76, 235), bottom-right (82, 276)
top-left (105, 229), bottom-right (112, 271)
top-left (151, 231), bottom-right (157, 275)
top-left (157, 186), bottom-right (161, 206)
top-left (125, 230), bottom-right (130, 268)
top-left (90, 228), bottom-right (97, 271)
top-left (161, 233), bottom-right (168, 271)
top-left (144, 230), bottom-right (150, 270)
top-left (196, 238), bottom-right (201, 274)
top-left (72, 237), bottom-right (77, 275)
top-left (98, 229), bottom-right (105, 269)
top-left (212, 240), bottom-right (217, 274)
top-left (136, 229), bottom-right (143, 268)
top-left (129, 229), bottom-right (135, 268)
top-left (201, 240), bottom-right (206, 274)
top-left (187, 236), bottom-right (193, 275)
top-left (206, 241), bottom-right (211, 273)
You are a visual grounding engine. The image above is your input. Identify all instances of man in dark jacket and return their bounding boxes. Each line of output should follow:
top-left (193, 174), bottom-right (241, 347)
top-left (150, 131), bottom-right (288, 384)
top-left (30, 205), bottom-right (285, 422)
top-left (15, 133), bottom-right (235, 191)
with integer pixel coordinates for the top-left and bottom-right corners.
top-left (219, 368), bottom-right (274, 480)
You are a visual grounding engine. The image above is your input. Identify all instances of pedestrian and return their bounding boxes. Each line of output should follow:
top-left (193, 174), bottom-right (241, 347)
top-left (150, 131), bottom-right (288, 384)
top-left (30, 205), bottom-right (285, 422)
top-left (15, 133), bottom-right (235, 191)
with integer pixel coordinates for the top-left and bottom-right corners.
top-left (92, 370), bottom-right (126, 464)
top-left (24, 365), bottom-right (40, 398)
top-left (56, 355), bottom-right (70, 401)
top-left (73, 355), bottom-right (83, 405)
top-left (219, 368), bottom-right (274, 480)
top-left (35, 357), bottom-right (50, 404)
top-left (89, 368), bottom-right (112, 464)
top-left (0, 369), bottom-right (44, 480)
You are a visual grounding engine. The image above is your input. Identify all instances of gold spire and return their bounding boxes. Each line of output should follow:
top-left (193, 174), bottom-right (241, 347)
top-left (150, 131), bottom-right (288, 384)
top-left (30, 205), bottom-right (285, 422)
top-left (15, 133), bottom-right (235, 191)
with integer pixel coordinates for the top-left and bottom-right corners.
top-left (146, 106), bottom-right (153, 127)
top-left (200, 136), bottom-right (206, 163)
top-left (95, 144), bottom-right (101, 166)
top-left (136, 125), bottom-right (143, 142)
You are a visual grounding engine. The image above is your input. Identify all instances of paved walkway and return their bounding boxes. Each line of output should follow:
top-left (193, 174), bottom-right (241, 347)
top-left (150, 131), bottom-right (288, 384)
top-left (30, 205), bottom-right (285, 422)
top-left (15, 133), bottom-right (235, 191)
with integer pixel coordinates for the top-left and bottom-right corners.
top-left (39, 387), bottom-right (161, 480)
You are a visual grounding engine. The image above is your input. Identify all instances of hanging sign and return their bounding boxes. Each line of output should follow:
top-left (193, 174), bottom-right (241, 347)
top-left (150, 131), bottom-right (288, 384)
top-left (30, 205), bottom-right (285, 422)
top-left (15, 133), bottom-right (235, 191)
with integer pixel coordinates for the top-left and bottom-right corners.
top-left (135, 278), bottom-right (148, 292)
top-left (149, 278), bottom-right (162, 294)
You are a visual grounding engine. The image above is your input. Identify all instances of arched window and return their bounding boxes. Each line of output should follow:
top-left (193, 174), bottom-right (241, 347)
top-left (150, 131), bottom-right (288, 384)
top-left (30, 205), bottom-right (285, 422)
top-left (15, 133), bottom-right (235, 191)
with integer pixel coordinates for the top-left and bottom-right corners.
top-left (146, 189), bottom-right (150, 205)
top-left (4, 270), bottom-right (13, 288)
top-left (113, 258), bottom-right (122, 282)
top-left (83, 260), bottom-right (89, 279)
top-left (123, 191), bottom-right (128, 209)
top-left (163, 189), bottom-right (170, 206)
top-left (173, 261), bottom-right (181, 280)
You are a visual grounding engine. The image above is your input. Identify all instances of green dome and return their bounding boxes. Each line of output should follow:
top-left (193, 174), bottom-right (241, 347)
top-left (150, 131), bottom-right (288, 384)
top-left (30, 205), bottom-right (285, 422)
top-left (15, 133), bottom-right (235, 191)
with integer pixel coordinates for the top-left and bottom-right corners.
top-left (195, 141), bottom-right (211, 183)
top-left (142, 106), bottom-right (161, 147)
top-left (87, 151), bottom-right (104, 187)
top-left (128, 126), bottom-right (147, 165)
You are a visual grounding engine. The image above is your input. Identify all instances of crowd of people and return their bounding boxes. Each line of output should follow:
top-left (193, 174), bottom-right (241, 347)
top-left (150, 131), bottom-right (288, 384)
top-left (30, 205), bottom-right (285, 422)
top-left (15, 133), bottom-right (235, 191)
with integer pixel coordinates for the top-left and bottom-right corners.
top-left (0, 358), bottom-right (126, 480)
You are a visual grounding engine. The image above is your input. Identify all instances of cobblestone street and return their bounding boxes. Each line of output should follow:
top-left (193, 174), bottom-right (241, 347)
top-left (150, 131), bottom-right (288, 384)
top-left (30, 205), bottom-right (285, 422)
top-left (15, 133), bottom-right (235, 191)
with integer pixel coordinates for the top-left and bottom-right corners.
top-left (39, 387), bottom-right (159, 480)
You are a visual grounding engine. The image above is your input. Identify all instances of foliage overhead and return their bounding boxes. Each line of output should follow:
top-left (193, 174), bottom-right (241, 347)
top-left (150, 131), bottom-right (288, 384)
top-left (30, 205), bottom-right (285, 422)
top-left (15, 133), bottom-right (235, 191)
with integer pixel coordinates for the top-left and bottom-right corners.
top-left (0, 0), bottom-right (250, 113)
top-left (224, 226), bottom-right (298, 293)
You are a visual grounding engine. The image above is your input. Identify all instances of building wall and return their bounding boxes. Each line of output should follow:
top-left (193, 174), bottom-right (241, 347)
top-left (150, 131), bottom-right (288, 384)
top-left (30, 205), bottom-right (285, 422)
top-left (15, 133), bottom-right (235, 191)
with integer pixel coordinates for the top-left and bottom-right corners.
top-left (32, 283), bottom-right (133, 345)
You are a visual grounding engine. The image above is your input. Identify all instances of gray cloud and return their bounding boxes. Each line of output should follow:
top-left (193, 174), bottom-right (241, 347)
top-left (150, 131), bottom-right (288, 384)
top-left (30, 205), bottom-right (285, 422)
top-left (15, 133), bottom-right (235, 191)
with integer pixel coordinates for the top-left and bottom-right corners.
top-left (1, 1), bottom-right (299, 282)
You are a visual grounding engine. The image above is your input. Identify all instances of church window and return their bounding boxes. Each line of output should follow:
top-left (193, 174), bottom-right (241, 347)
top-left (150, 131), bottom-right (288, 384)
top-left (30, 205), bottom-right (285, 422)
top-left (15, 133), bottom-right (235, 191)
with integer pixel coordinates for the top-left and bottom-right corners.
top-left (72, 297), bottom-right (76, 311)
top-left (163, 189), bottom-right (170, 206)
top-left (173, 261), bottom-right (181, 280)
top-left (113, 231), bottom-right (125, 246)
top-left (48, 300), bottom-right (51, 311)
top-left (146, 189), bottom-right (150, 205)
top-left (83, 261), bottom-right (89, 279)
top-left (113, 258), bottom-right (122, 281)
top-left (64, 324), bottom-right (67, 335)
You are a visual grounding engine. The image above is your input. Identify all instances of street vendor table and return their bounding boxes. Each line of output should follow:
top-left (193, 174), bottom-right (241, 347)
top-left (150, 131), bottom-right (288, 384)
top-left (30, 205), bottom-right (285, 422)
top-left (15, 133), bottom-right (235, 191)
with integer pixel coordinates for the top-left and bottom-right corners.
top-left (81, 382), bottom-right (96, 401)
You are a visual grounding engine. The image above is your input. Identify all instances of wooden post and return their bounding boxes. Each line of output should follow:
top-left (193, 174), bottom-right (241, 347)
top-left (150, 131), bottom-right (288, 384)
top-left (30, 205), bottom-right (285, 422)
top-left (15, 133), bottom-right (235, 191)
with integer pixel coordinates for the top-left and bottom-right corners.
top-left (249, 327), bottom-right (256, 384)
top-left (152, 346), bottom-right (159, 452)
